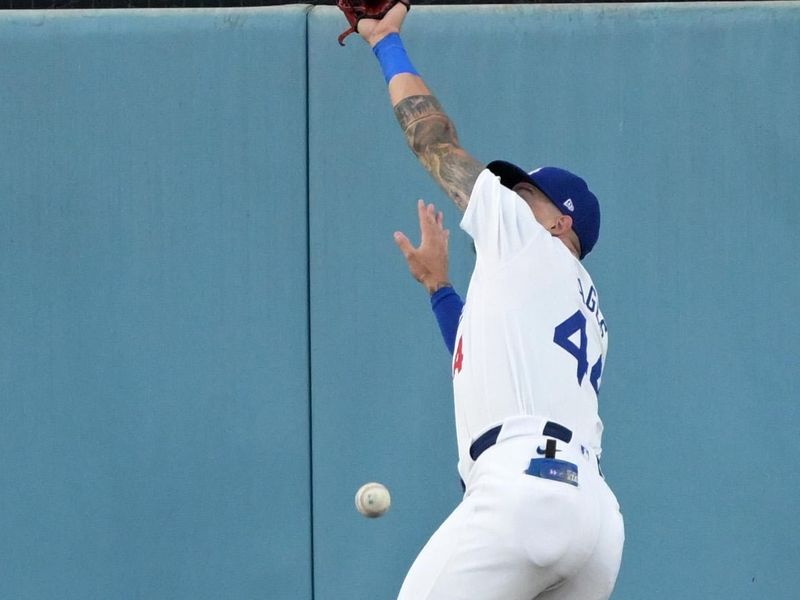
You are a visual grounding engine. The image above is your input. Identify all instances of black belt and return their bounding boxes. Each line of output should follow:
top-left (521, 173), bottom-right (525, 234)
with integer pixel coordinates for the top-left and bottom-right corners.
top-left (469, 421), bottom-right (573, 462)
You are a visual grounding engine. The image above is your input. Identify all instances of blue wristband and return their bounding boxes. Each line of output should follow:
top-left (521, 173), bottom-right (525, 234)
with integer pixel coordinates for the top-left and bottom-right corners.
top-left (372, 33), bottom-right (419, 84)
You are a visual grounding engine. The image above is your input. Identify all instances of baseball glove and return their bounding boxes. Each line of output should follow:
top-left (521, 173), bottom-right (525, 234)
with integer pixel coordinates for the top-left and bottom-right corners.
top-left (336, 0), bottom-right (410, 46)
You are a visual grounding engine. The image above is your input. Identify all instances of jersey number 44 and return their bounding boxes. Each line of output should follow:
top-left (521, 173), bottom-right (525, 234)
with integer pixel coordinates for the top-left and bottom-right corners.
top-left (452, 311), bottom-right (603, 394)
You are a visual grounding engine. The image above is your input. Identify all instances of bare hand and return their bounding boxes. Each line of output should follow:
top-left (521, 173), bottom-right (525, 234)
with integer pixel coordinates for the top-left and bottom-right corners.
top-left (394, 200), bottom-right (451, 295)
top-left (358, 2), bottom-right (410, 47)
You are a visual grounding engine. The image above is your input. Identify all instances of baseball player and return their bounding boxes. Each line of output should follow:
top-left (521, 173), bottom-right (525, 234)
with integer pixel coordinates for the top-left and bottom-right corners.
top-left (350, 5), bottom-right (625, 599)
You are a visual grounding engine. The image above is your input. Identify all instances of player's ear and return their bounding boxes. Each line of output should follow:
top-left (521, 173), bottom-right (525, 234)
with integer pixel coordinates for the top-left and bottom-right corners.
top-left (551, 214), bottom-right (573, 236)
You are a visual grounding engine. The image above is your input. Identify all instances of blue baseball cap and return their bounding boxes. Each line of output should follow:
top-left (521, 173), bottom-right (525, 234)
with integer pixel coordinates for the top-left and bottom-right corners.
top-left (487, 161), bottom-right (601, 259)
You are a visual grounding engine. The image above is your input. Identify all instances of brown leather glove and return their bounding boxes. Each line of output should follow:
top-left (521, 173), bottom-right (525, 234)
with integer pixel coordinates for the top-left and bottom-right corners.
top-left (336, 0), bottom-right (411, 46)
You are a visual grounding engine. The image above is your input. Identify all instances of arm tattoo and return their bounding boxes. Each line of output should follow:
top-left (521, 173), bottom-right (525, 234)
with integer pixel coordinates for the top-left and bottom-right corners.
top-left (394, 95), bottom-right (484, 212)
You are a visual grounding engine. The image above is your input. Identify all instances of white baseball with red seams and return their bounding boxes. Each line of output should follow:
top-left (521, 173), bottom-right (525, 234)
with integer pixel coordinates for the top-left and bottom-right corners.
top-left (355, 482), bottom-right (391, 518)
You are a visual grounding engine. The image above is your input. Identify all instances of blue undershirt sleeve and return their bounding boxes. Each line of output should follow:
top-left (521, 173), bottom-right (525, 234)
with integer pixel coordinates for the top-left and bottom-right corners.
top-left (430, 286), bottom-right (465, 355)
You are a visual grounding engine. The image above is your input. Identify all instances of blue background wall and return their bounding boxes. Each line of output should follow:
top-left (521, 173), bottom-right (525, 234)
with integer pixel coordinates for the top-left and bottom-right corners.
top-left (2, 3), bottom-right (798, 599)
top-left (0, 8), bottom-right (312, 599)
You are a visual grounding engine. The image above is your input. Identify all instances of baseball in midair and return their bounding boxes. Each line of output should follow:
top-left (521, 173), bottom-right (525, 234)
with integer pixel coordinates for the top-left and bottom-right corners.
top-left (355, 482), bottom-right (391, 518)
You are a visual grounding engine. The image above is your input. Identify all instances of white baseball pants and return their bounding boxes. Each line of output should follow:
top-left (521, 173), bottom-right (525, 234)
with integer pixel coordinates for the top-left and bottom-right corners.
top-left (397, 421), bottom-right (624, 600)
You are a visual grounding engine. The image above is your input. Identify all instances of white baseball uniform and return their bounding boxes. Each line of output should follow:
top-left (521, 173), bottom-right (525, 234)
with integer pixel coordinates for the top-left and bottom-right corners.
top-left (397, 170), bottom-right (624, 600)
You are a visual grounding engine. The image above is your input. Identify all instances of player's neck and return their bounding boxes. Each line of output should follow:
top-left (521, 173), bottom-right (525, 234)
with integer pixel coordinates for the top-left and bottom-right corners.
top-left (557, 235), bottom-right (581, 260)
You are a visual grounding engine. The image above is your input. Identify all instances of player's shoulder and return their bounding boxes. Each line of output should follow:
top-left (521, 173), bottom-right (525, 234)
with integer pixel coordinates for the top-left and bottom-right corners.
top-left (470, 168), bottom-right (509, 198)
top-left (466, 168), bottom-right (535, 221)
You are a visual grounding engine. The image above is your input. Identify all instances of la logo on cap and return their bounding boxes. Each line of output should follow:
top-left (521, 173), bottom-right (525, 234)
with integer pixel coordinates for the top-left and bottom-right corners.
top-left (563, 198), bottom-right (575, 212)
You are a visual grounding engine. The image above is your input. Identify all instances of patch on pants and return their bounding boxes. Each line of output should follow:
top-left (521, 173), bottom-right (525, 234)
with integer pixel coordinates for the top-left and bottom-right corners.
top-left (525, 458), bottom-right (579, 486)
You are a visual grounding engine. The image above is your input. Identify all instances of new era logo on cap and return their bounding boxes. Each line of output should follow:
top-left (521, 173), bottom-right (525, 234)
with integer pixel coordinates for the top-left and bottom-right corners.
top-left (563, 198), bottom-right (575, 212)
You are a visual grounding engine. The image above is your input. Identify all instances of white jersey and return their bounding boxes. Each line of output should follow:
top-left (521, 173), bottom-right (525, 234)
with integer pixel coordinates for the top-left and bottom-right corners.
top-left (453, 169), bottom-right (608, 480)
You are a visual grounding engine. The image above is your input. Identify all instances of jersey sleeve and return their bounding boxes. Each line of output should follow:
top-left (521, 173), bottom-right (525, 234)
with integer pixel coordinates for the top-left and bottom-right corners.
top-left (460, 169), bottom-right (550, 261)
top-left (430, 285), bottom-right (464, 355)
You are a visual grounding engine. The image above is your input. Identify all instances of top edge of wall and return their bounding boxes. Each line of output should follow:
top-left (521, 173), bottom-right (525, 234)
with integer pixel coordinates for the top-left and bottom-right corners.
top-left (310, 1), bottom-right (800, 14)
top-left (0, 4), bottom-right (312, 19)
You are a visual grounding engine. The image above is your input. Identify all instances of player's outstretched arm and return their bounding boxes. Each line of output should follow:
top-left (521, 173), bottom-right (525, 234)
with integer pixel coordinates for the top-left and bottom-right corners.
top-left (358, 6), bottom-right (483, 212)
top-left (394, 199), bottom-right (451, 294)
top-left (394, 200), bottom-right (464, 354)
top-left (392, 94), bottom-right (484, 213)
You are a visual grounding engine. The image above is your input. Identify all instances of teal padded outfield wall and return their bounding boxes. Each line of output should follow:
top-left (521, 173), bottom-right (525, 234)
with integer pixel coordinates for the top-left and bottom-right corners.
top-left (0, 8), bottom-right (313, 600)
top-left (1, 3), bottom-right (798, 599)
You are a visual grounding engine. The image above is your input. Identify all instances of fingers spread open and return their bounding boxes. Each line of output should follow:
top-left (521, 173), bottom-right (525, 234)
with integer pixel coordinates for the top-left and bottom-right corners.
top-left (393, 231), bottom-right (415, 258)
top-left (416, 198), bottom-right (426, 218)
